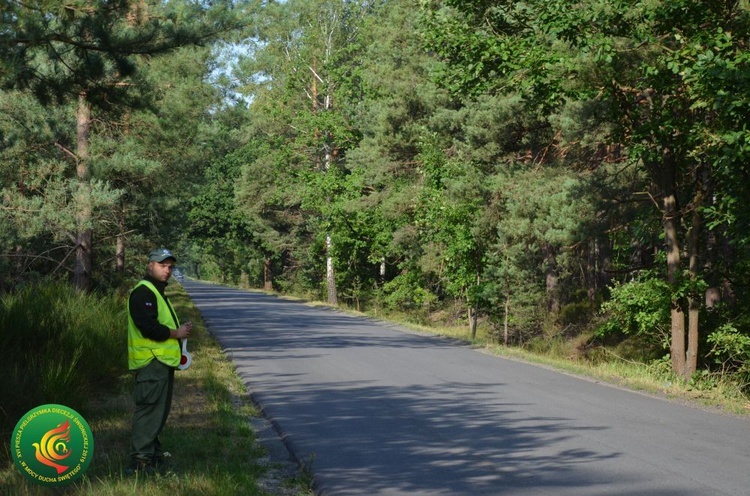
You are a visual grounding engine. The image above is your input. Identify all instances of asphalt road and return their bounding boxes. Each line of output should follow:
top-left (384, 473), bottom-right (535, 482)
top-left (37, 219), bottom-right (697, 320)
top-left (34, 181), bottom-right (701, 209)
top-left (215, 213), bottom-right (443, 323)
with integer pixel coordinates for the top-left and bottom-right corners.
top-left (183, 280), bottom-right (750, 496)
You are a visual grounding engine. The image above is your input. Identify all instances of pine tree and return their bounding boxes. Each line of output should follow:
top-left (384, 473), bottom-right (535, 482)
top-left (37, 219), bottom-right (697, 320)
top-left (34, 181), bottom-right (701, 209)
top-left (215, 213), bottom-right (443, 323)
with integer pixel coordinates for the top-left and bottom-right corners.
top-left (1, 0), bottom-right (243, 290)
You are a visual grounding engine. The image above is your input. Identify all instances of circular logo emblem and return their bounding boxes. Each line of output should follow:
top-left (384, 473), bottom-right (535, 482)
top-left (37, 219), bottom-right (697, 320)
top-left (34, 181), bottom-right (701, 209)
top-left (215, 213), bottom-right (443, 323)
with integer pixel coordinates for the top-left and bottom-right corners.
top-left (11, 404), bottom-right (94, 486)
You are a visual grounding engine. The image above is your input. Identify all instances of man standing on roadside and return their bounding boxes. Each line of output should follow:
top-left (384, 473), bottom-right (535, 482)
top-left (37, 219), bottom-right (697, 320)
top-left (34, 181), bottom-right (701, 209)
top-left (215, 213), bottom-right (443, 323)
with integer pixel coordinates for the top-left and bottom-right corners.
top-left (127, 248), bottom-right (192, 474)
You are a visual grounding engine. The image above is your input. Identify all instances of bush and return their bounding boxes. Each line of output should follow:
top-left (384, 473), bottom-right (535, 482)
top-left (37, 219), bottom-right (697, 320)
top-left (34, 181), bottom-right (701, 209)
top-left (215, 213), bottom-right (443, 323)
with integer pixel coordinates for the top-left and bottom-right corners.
top-left (597, 278), bottom-right (671, 349)
top-left (706, 324), bottom-right (750, 386)
top-left (0, 281), bottom-right (127, 442)
top-left (558, 301), bottom-right (592, 326)
top-left (381, 272), bottom-right (437, 311)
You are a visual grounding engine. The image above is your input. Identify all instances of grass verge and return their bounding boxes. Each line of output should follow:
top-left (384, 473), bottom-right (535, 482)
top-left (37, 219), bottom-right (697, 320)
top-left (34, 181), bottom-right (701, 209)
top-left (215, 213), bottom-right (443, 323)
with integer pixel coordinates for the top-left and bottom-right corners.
top-left (0, 283), bottom-right (312, 496)
top-left (479, 343), bottom-right (750, 416)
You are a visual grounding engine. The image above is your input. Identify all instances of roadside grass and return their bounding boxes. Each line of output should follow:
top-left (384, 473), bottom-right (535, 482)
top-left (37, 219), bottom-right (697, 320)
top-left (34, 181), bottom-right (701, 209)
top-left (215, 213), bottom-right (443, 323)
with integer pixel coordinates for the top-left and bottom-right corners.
top-left (0, 283), bottom-right (312, 496)
top-left (0, 281), bottom-right (126, 439)
top-left (479, 344), bottom-right (750, 415)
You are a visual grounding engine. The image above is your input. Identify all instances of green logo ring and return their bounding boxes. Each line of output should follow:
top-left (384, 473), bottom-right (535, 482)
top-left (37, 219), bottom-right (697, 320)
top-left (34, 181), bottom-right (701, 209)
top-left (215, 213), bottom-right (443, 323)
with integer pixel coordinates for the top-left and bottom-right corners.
top-left (11, 404), bottom-right (94, 486)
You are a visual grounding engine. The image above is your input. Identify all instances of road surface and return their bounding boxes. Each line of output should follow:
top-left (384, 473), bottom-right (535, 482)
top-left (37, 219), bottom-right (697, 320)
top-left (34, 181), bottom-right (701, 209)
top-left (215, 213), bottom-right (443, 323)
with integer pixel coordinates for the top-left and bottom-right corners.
top-left (183, 280), bottom-right (750, 496)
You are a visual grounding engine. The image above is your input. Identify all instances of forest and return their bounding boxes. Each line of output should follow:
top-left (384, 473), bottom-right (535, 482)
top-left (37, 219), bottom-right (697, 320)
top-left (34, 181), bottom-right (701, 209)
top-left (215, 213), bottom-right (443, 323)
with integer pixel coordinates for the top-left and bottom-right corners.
top-left (3, 0), bottom-right (750, 388)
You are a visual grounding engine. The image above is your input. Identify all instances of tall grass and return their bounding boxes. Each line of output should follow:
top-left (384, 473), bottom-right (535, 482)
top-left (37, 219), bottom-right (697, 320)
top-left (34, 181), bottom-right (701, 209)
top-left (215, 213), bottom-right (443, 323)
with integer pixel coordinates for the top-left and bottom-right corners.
top-left (0, 281), bottom-right (127, 447)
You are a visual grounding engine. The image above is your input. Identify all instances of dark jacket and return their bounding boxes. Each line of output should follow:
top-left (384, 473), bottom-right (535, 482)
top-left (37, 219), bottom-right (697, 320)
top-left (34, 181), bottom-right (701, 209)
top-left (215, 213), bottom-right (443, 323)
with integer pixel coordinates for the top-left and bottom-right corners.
top-left (128, 275), bottom-right (179, 341)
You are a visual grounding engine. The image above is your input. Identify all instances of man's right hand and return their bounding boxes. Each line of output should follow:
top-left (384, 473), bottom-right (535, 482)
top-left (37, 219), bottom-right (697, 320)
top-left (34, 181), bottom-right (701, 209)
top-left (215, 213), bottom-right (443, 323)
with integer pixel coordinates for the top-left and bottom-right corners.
top-left (172, 322), bottom-right (192, 339)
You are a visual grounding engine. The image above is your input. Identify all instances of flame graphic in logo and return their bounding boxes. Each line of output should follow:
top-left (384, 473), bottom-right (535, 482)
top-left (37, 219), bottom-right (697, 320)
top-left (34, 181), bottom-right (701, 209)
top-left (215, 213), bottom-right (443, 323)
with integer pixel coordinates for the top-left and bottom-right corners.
top-left (32, 420), bottom-right (71, 474)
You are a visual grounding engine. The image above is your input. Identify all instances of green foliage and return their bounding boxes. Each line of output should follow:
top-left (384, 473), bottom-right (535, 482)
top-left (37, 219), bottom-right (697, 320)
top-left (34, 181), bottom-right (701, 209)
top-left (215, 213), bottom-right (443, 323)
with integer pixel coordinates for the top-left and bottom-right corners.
top-left (481, 166), bottom-right (597, 335)
top-left (597, 278), bottom-right (672, 348)
top-left (0, 281), bottom-right (127, 437)
top-left (645, 354), bottom-right (676, 381)
top-left (0, 0), bottom-right (245, 290)
top-left (420, 0), bottom-right (750, 379)
top-left (707, 324), bottom-right (750, 384)
top-left (0, 0), bottom-right (245, 107)
top-left (382, 270), bottom-right (437, 312)
top-left (559, 300), bottom-right (593, 327)
top-left (412, 134), bottom-right (490, 310)
top-left (6, 0), bottom-right (750, 397)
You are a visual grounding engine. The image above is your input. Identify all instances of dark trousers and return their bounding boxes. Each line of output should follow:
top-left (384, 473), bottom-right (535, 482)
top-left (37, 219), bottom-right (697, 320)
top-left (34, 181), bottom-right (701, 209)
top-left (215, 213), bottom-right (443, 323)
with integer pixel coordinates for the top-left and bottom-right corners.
top-left (130, 359), bottom-right (174, 461)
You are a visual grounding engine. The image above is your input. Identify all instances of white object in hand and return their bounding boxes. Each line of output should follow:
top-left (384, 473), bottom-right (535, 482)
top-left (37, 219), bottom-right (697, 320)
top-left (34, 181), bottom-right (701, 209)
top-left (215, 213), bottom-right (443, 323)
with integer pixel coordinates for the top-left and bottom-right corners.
top-left (178, 338), bottom-right (192, 370)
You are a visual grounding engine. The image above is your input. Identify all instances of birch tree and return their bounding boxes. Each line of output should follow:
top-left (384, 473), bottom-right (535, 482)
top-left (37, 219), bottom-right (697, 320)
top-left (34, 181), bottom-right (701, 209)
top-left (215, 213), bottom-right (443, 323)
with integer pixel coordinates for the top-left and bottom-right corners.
top-left (238, 0), bottom-right (370, 304)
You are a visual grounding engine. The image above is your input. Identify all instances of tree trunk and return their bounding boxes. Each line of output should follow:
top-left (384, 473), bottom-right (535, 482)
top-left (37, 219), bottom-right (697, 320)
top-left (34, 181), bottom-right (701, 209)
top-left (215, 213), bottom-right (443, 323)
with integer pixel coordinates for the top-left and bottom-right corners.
top-left (115, 233), bottom-right (125, 273)
top-left (326, 234), bottom-right (338, 305)
top-left (503, 294), bottom-right (510, 345)
top-left (544, 245), bottom-right (560, 313)
top-left (685, 185), bottom-right (703, 378)
top-left (591, 236), bottom-right (613, 304)
top-left (74, 92), bottom-right (93, 292)
top-left (264, 256), bottom-right (273, 291)
top-left (324, 143), bottom-right (337, 306)
top-left (687, 295), bottom-right (700, 378)
top-left (467, 273), bottom-right (480, 339)
top-left (663, 190), bottom-right (687, 378)
top-left (468, 302), bottom-right (478, 339)
top-left (312, 58), bottom-right (338, 306)
top-left (115, 208), bottom-right (125, 274)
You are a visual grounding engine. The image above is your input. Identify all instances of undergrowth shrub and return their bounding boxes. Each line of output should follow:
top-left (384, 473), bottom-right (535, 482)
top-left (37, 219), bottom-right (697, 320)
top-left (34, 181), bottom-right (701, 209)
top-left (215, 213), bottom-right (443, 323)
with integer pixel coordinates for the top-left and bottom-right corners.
top-left (706, 323), bottom-right (750, 389)
top-left (596, 278), bottom-right (671, 349)
top-left (381, 272), bottom-right (437, 312)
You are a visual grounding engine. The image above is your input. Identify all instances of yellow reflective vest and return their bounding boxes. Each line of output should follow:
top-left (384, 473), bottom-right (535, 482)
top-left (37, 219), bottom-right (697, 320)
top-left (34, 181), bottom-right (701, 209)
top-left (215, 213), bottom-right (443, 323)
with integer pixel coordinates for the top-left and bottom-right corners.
top-left (127, 280), bottom-right (181, 370)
